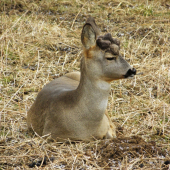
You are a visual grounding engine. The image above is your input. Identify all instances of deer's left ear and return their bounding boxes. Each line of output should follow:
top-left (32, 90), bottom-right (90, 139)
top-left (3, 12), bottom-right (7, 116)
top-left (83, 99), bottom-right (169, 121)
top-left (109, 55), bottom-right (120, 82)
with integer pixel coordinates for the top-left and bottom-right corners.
top-left (81, 17), bottom-right (100, 49)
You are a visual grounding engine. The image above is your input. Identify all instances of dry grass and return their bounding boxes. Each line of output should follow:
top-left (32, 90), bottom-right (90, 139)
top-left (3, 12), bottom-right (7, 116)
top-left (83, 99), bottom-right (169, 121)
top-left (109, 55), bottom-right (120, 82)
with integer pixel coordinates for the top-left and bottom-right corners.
top-left (0, 0), bottom-right (170, 169)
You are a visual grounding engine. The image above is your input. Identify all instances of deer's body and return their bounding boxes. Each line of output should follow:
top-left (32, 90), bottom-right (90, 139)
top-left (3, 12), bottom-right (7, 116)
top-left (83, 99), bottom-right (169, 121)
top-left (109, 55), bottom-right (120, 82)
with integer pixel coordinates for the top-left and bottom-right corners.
top-left (27, 17), bottom-right (136, 141)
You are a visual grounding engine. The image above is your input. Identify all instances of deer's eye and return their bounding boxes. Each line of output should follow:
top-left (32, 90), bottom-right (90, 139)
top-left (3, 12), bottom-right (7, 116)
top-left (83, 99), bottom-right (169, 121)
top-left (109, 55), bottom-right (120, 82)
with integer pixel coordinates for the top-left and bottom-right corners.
top-left (104, 51), bottom-right (117, 61)
top-left (106, 57), bottom-right (116, 61)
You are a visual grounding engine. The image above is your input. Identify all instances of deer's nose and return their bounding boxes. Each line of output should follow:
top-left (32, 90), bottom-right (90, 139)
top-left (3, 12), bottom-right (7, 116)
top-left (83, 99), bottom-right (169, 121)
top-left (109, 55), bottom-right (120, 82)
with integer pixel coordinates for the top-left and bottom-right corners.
top-left (124, 68), bottom-right (136, 78)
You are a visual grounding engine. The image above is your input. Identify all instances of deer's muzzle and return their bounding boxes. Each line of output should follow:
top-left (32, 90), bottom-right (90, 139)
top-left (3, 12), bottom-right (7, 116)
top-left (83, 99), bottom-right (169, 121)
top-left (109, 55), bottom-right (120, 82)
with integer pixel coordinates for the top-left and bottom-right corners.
top-left (124, 68), bottom-right (136, 78)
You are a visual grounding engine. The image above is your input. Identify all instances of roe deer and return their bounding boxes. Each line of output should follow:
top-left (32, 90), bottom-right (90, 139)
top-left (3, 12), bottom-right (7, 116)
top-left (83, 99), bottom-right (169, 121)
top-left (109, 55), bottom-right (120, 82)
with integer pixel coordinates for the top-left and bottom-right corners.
top-left (27, 17), bottom-right (136, 141)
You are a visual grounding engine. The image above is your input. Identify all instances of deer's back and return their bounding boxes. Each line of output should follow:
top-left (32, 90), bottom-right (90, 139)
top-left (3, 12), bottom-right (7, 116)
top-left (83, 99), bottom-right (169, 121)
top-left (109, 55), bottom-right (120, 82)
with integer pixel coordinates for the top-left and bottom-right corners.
top-left (42, 72), bottom-right (80, 95)
top-left (27, 72), bottom-right (80, 135)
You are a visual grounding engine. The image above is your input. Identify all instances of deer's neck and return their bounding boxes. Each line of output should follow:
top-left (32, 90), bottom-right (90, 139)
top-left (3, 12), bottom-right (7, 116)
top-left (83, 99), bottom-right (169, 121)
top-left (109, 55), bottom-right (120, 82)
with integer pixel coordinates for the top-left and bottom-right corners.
top-left (75, 71), bottom-right (111, 120)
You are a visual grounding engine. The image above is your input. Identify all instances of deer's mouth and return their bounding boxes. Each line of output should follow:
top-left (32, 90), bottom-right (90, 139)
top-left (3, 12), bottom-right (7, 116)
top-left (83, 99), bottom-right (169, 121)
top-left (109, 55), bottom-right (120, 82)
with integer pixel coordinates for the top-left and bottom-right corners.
top-left (124, 68), bottom-right (136, 78)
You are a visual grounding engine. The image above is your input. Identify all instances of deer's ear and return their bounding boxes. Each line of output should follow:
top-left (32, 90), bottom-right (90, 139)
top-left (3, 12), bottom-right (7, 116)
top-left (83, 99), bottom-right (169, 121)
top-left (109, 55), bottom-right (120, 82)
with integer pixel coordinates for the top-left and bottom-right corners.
top-left (81, 17), bottom-right (100, 49)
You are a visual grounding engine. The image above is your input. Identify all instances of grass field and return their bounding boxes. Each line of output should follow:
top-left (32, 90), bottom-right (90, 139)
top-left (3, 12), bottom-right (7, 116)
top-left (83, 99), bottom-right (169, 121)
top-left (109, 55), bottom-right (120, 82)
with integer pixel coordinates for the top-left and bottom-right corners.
top-left (0, 0), bottom-right (170, 169)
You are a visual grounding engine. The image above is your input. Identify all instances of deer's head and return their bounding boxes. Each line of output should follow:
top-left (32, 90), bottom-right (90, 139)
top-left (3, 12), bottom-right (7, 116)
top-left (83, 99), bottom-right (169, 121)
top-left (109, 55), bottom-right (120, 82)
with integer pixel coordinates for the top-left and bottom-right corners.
top-left (81, 17), bottom-right (136, 82)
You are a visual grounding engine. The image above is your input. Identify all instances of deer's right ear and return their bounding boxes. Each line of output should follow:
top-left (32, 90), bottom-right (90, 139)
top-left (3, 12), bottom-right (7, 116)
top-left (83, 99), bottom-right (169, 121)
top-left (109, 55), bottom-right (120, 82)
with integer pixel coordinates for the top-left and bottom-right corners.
top-left (81, 17), bottom-right (100, 49)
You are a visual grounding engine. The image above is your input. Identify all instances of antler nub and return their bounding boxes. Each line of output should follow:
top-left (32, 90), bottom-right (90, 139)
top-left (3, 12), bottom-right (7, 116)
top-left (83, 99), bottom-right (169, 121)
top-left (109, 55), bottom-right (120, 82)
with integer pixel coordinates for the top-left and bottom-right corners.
top-left (96, 33), bottom-right (120, 55)
top-left (96, 37), bottom-right (111, 50)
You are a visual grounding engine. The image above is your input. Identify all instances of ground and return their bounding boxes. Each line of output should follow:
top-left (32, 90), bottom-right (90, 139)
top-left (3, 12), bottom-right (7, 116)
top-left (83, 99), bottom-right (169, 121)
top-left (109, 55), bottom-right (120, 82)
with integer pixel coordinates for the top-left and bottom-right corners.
top-left (0, 0), bottom-right (170, 169)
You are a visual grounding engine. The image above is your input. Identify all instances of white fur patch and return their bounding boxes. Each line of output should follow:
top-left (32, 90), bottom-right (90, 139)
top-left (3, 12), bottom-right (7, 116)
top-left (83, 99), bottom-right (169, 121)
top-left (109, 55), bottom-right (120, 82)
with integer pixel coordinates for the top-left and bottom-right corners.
top-left (96, 80), bottom-right (110, 91)
top-left (98, 98), bottom-right (108, 111)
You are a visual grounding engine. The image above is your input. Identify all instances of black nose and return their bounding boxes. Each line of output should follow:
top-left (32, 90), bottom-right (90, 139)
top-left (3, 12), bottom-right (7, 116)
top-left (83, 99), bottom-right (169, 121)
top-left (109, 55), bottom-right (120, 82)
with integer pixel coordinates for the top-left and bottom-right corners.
top-left (124, 68), bottom-right (136, 78)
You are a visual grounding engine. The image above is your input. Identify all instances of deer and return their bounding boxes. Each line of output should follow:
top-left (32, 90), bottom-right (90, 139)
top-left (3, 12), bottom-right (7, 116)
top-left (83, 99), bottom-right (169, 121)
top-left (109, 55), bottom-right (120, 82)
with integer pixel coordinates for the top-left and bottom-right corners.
top-left (27, 17), bottom-right (136, 142)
